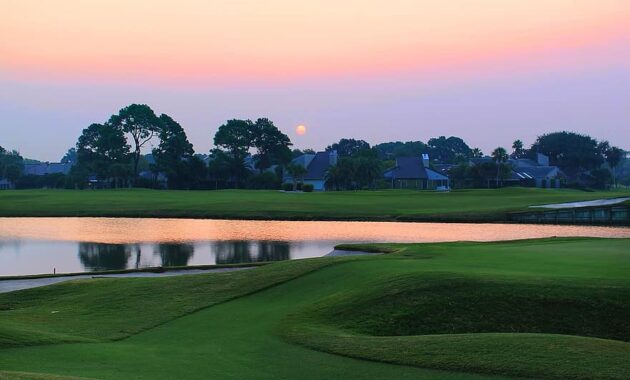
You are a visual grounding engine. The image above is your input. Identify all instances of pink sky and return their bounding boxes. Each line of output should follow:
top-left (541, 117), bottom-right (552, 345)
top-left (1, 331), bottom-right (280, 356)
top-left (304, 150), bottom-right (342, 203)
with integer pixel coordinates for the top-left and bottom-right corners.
top-left (1, 0), bottom-right (629, 160)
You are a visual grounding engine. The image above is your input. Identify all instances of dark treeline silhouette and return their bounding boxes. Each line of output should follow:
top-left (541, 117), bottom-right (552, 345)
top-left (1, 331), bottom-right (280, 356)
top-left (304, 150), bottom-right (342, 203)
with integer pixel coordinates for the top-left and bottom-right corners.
top-left (1, 103), bottom-right (628, 190)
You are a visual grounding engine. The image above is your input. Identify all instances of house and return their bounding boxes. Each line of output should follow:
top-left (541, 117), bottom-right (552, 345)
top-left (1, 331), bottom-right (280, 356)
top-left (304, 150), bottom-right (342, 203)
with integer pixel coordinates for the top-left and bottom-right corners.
top-left (509, 154), bottom-right (563, 188)
top-left (467, 153), bottom-right (564, 188)
top-left (284, 151), bottom-right (338, 191)
top-left (23, 162), bottom-right (73, 176)
top-left (0, 179), bottom-right (14, 190)
top-left (384, 154), bottom-right (449, 190)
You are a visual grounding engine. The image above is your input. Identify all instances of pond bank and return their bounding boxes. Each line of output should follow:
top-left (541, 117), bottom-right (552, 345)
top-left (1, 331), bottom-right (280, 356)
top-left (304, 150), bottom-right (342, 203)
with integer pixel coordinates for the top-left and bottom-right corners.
top-left (0, 266), bottom-right (255, 294)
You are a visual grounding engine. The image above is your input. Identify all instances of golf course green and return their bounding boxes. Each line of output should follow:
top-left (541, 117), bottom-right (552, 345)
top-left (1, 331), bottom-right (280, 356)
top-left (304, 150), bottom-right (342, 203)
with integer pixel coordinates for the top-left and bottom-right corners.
top-left (0, 238), bottom-right (629, 379)
top-left (0, 187), bottom-right (627, 221)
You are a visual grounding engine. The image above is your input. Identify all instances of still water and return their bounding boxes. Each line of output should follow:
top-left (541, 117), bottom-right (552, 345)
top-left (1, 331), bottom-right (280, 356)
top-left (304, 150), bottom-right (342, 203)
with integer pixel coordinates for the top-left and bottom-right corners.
top-left (0, 217), bottom-right (628, 276)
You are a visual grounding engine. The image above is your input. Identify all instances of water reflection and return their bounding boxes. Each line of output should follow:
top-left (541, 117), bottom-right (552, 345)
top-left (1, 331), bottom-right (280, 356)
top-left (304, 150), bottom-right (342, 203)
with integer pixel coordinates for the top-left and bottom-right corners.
top-left (155, 243), bottom-right (195, 267)
top-left (1, 218), bottom-right (628, 276)
top-left (78, 243), bottom-right (132, 271)
top-left (75, 241), bottom-right (292, 271)
top-left (213, 241), bottom-right (290, 264)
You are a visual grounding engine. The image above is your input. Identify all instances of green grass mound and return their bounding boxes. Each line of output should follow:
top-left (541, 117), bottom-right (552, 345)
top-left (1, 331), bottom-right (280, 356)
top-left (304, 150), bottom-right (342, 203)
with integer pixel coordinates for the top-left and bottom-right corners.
top-left (283, 273), bottom-right (630, 379)
top-left (320, 275), bottom-right (630, 341)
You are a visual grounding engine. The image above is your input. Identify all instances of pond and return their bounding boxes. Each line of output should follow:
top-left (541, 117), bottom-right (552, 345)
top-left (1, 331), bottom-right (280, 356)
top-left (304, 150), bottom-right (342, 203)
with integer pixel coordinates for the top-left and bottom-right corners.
top-left (0, 217), bottom-right (628, 276)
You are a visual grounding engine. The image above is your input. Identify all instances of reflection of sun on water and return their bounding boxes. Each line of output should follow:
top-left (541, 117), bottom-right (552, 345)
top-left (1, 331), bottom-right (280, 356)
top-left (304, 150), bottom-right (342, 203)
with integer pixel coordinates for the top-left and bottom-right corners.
top-left (296, 125), bottom-right (307, 135)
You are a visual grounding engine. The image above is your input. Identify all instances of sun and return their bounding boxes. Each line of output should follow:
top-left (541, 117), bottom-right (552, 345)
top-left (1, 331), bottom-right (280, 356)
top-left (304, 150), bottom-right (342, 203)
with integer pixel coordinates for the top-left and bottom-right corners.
top-left (295, 124), bottom-right (307, 136)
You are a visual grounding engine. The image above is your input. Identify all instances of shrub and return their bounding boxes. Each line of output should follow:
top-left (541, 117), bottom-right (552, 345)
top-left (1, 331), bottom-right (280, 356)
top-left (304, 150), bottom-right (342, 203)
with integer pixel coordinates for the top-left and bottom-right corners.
top-left (302, 183), bottom-right (314, 192)
top-left (282, 183), bottom-right (294, 191)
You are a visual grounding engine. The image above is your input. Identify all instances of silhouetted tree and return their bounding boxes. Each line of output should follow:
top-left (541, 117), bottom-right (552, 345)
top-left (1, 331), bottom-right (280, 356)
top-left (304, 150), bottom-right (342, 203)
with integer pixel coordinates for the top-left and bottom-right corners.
top-left (75, 123), bottom-right (130, 186)
top-left (251, 118), bottom-right (292, 172)
top-left (326, 138), bottom-right (370, 156)
top-left (531, 132), bottom-right (604, 178)
top-left (427, 136), bottom-right (471, 163)
top-left (511, 140), bottom-right (525, 158)
top-left (108, 104), bottom-right (161, 178)
top-left (492, 147), bottom-right (509, 187)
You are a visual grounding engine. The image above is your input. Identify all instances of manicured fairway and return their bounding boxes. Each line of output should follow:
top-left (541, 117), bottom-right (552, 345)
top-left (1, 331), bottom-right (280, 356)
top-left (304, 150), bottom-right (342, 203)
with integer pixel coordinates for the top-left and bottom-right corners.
top-left (0, 238), bottom-right (629, 379)
top-left (0, 188), bottom-right (627, 221)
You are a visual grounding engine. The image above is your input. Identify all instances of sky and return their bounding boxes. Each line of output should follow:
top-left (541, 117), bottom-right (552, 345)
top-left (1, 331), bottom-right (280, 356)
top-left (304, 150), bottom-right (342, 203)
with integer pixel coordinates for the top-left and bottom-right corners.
top-left (1, 0), bottom-right (629, 161)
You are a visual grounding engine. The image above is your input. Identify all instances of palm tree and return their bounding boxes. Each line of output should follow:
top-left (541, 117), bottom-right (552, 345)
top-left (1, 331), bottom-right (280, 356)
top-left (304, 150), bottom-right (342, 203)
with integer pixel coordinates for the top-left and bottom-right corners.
top-left (491, 147), bottom-right (509, 188)
top-left (471, 148), bottom-right (483, 158)
top-left (511, 140), bottom-right (524, 158)
top-left (286, 163), bottom-right (307, 190)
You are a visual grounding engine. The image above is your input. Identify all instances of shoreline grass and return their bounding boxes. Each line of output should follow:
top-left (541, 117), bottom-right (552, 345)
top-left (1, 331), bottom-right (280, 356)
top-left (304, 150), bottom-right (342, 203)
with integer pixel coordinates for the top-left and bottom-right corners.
top-left (0, 187), bottom-right (627, 223)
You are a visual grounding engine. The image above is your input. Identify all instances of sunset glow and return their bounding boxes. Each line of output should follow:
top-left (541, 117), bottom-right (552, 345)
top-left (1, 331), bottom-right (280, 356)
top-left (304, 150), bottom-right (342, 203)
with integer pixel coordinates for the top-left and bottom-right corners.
top-left (1, 0), bottom-right (629, 160)
top-left (2, 0), bottom-right (629, 84)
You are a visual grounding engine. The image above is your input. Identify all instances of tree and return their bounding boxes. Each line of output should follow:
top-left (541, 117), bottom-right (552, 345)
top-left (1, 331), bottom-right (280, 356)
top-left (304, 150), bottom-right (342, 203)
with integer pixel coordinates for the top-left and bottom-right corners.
top-left (604, 146), bottom-right (624, 186)
top-left (427, 136), bottom-right (472, 163)
top-left (213, 119), bottom-right (255, 187)
top-left (76, 123), bottom-right (130, 185)
top-left (108, 104), bottom-right (161, 178)
top-left (251, 118), bottom-right (292, 172)
top-left (374, 141), bottom-right (428, 159)
top-left (0, 147), bottom-right (24, 182)
top-left (531, 132), bottom-right (604, 178)
top-left (60, 148), bottom-right (77, 164)
top-left (471, 148), bottom-right (483, 158)
top-left (351, 149), bottom-right (383, 188)
top-left (4, 163), bottom-right (22, 183)
top-left (153, 114), bottom-right (196, 189)
top-left (491, 147), bottom-right (509, 187)
top-left (326, 138), bottom-right (370, 156)
top-left (286, 163), bottom-right (307, 190)
top-left (511, 140), bottom-right (525, 158)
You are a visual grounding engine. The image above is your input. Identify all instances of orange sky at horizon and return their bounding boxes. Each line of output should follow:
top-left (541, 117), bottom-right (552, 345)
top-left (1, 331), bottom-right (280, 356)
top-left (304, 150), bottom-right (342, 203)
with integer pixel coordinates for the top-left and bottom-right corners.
top-left (2, 0), bottom-right (629, 85)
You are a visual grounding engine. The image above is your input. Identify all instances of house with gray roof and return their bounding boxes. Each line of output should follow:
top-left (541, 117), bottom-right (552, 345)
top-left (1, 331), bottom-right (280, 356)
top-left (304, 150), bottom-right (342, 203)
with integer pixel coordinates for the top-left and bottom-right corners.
top-left (284, 151), bottom-right (338, 191)
top-left (23, 162), bottom-right (73, 176)
top-left (384, 154), bottom-right (449, 190)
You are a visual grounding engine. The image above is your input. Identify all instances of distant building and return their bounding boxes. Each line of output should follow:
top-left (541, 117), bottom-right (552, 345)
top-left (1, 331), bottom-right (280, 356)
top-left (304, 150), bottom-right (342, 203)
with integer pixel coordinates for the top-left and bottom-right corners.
top-left (0, 179), bottom-right (14, 190)
top-left (23, 162), bottom-right (73, 176)
top-left (384, 154), bottom-right (449, 190)
top-left (468, 153), bottom-right (564, 188)
top-left (284, 151), bottom-right (338, 191)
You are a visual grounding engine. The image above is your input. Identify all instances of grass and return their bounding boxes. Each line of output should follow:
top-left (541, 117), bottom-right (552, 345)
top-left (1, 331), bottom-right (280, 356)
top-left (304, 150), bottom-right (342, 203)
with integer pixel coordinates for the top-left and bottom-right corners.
top-left (0, 238), bottom-right (629, 379)
top-left (0, 187), bottom-right (627, 222)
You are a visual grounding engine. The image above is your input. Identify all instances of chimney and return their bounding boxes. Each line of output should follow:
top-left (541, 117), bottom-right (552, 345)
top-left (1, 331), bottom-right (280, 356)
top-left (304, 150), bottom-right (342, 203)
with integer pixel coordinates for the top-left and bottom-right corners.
top-left (329, 150), bottom-right (338, 166)
top-left (421, 153), bottom-right (430, 167)
top-left (537, 153), bottom-right (549, 166)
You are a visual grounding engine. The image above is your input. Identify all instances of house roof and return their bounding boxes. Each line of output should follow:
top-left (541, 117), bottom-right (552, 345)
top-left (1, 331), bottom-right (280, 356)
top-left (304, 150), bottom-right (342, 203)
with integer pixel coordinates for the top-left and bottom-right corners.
top-left (23, 162), bottom-right (73, 176)
top-left (513, 166), bottom-right (560, 180)
top-left (304, 152), bottom-right (333, 180)
top-left (384, 156), bottom-right (448, 181)
top-left (508, 158), bottom-right (538, 168)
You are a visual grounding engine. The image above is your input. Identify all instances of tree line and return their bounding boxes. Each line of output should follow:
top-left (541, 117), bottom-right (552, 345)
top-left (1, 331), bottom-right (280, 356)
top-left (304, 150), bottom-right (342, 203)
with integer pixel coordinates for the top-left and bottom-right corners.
top-left (1, 103), bottom-right (627, 190)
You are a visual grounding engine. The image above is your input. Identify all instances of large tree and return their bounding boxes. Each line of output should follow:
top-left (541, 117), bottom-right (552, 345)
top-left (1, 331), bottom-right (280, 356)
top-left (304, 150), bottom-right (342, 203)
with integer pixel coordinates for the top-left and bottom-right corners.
top-left (213, 119), bottom-right (255, 187)
top-left (326, 138), bottom-right (370, 157)
top-left (108, 104), bottom-right (161, 178)
top-left (604, 146), bottom-right (624, 186)
top-left (427, 136), bottom-right (472, 163)
top-left (153, 114), bottom-right (196, 188)
top-left (251, 118), bottom-right (292, 172)
top-left (374, 141), bottom-right (428, 159)
top-left (0, 147), bottom-right (24, 182)
top-left (76, 123), bottom-right (130, 185)
top-left (531, 132), bottom-right (604, 177)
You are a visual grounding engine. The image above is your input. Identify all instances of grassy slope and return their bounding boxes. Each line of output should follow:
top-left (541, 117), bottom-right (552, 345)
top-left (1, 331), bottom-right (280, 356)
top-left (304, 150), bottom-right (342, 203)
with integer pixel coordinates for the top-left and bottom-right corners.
top-left (0, 188), bottom-right (627, 221)
top-left (0, 238), bottom-right (629, 379)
